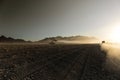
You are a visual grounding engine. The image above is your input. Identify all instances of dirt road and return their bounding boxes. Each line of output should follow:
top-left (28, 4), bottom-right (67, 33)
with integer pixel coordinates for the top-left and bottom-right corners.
top-left (0, 44), bottom-right (120, 80)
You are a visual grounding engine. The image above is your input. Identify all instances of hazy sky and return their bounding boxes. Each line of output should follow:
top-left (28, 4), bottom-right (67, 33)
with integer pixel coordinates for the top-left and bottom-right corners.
top-left (0, 0), bottom-right (120, 41)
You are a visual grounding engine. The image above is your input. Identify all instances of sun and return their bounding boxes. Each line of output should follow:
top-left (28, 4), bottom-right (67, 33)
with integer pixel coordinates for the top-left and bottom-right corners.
top-left (109, 26), bottom-right (120, 43)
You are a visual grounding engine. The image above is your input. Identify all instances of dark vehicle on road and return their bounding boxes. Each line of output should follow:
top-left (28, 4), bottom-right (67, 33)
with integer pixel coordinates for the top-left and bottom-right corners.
top-left (102, 41), bottom-right (105, 43)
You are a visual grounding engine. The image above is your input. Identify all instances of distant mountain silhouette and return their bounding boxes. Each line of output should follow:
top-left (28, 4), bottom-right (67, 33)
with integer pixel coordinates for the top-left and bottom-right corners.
top-left (38, 35), bottom-right (99, 43)
top-left (0, 35), bottom-right (26, 43)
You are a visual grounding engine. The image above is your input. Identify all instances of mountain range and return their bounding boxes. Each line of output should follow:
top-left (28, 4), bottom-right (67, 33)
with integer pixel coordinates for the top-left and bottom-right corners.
top-left (0, 35), bottom-right (99, 43)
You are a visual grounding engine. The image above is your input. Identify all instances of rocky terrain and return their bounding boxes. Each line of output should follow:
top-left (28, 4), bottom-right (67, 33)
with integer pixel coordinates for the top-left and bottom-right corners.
top-left (0, 43), bottom-right (119, 80)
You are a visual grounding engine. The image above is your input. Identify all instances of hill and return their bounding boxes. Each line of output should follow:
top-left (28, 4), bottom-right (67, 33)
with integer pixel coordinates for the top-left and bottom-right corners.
top-left (38, 35), bottom-right (99, 43)
top-left (0, 35), bottom-right (27, 43)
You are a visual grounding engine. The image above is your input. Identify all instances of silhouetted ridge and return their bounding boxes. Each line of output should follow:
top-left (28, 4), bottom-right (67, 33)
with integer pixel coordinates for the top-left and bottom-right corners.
top-left (39, 36), bottom-right (98, 41)
top-left (0, 35), bottom-right (26, 42)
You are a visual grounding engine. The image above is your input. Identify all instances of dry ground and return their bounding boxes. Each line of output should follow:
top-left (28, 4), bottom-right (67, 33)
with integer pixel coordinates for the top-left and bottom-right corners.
top-left (0, 43), bottom-right (119, 80)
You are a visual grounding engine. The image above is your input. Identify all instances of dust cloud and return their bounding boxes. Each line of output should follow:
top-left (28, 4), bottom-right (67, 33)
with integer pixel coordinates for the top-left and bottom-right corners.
top-left (58, 40), bottom-right (99, 44)
top-left (101, 43), bottom-right (120, 71)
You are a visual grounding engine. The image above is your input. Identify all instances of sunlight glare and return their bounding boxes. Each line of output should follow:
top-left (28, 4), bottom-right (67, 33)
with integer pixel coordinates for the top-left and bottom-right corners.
top-left (109, 26), bottom-right (120, 43)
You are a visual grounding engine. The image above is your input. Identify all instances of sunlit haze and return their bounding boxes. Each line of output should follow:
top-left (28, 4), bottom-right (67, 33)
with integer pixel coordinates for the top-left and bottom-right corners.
top-left (101, 43), bottom-right (120, 71)
top-left (109, 26), bottom-right (120, 43)
top-left (0, 0), bottom-right (120, 41)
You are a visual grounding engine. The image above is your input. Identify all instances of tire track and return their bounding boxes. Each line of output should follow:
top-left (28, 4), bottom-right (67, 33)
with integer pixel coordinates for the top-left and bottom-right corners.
top-left (63, 46), bottom-right (92, 80)
top-left (21, 47), bottom-right (81, 80)
top-left (79, 45), bottom-right (107, 80)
